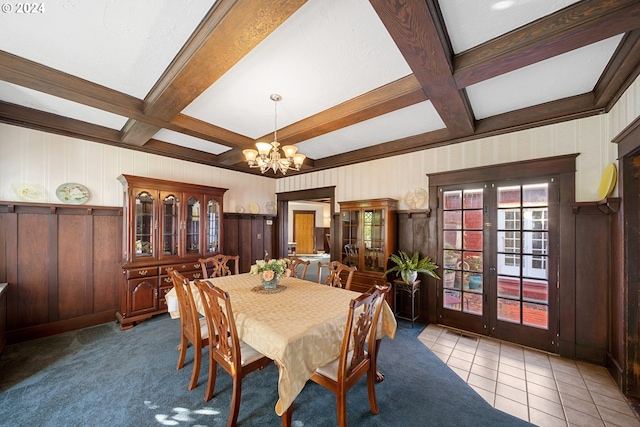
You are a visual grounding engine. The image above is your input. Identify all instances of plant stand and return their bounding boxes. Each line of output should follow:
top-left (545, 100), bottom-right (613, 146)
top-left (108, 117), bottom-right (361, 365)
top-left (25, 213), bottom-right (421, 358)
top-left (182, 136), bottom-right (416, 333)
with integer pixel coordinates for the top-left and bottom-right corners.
top-left (393, 279), bottom-right (421, 328)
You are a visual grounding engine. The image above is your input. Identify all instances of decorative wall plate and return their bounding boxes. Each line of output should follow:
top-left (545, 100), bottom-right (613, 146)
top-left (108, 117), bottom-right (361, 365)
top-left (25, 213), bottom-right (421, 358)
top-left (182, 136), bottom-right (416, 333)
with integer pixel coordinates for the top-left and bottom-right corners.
top-left (56, 182), bottom-right (90, 204)
top-left (265, 201), bottom-right (276, 214)
top-left (248, 202), bottom-right (260, 214)
top-left (12, 183), bottom-right (45, 202)
top-left (597, 163), bottom-right (617, 200)
top-left (405, 187), bottom-right (428, 210)
top-left (236, 205), bottom-right (245, 213)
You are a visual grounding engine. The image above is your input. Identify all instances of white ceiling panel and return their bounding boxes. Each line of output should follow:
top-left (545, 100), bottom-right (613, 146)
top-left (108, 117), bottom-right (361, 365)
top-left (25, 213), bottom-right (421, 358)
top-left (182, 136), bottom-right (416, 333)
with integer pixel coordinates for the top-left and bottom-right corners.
top-left (182, 0), bottom-right (412, 139)
top-left (466, 34), bottom-right (623, 120)
top-left (439, 0), bottom-right (581, 53)
top-left (152, 129), bottom-right (231, 155)
top-left (0, 0), bottom-right (216, 98)
top-left (295, 101), bottom-right (445, 159)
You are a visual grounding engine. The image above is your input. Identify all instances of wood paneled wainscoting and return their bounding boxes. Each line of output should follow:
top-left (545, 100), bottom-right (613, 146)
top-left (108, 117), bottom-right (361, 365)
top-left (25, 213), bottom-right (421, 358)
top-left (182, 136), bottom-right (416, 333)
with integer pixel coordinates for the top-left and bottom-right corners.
top-left (0, 202), bottom-right (122, 344)
top-left (223, 213), bottom-right (277, 274)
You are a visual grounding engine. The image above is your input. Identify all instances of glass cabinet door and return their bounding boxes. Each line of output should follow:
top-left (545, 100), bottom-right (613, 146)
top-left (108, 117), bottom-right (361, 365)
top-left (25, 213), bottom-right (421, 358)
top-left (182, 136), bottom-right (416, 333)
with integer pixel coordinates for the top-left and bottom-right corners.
top-left (363, 208), bottom-right (385, 273)
top-left (185, 195), bottom-right (201, 255)
top-left (134, 190), bottom-right (155, 259)
top-left (205, 196), bottom-right (220, 254)
top-left (341, 210), bottom-right (360, 269)
top-left (161, 192), bottom-right (179, 257)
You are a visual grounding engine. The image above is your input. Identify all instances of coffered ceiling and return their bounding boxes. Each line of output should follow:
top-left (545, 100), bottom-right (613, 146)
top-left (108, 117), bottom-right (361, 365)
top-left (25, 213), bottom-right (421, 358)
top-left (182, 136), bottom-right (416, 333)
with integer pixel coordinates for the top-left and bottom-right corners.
top-left (1, 0), bottom-right (639, 177)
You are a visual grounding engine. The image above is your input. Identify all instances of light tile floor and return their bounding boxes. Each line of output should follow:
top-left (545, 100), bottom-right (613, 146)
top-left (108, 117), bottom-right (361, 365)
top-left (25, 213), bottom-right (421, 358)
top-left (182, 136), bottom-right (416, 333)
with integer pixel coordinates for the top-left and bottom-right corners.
top-left (418, 324), bottom-right (640, 427)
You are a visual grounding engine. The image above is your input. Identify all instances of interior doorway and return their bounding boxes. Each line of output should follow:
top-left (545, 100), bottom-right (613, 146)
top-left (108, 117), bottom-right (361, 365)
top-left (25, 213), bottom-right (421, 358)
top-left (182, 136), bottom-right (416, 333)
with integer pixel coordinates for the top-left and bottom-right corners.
top-left (276, 187), bottom-right (336, 260)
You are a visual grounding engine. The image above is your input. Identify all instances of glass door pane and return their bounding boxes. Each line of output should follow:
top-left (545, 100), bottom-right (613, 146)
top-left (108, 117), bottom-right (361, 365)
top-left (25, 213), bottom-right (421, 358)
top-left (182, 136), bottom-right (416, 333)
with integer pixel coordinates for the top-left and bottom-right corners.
top-left (185, 196), bottom-right (200, 255)
top-left (442, 188), bottom-right (484, 315)
top-left (161, 193), bottom-right (179, 257)
top-left (205, 198), bottom-right (220, 253)
top-left (363, 208), bottom-right (385, 273)
top-left (341, 210), bottom-right (360, 269)
top-left (496, 183), bottom-right (549, 329)
top-left (134, 191), bottom-right (155, 259)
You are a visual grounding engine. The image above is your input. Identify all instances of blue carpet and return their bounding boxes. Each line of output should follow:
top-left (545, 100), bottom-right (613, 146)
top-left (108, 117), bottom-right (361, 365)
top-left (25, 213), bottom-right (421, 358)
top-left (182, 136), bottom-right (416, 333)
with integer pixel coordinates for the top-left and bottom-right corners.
top-left (0, 315), bottom-right (532, 426)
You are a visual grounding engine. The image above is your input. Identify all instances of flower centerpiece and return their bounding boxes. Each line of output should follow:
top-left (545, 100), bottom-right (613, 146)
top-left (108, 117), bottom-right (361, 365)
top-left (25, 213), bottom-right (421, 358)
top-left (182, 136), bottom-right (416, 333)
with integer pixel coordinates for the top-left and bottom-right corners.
top-left (250, 252), bottom-right (291, 289)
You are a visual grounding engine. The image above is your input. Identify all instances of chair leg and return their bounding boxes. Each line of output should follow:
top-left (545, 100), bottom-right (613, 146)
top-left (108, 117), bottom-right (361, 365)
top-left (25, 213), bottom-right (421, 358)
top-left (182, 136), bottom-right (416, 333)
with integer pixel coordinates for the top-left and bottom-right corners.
top-left (228, 377), bottom-right (242, 427)
top-left (336, 390), bottom-right (348, 427)
top-left (176, 336), bottom-right (187, 370)
top-left (204, 356), bottom-right (218, 402)
top-left (367, 367), bottom-right (379, 415)
top-left (188, 341), bottom-right (201, 391)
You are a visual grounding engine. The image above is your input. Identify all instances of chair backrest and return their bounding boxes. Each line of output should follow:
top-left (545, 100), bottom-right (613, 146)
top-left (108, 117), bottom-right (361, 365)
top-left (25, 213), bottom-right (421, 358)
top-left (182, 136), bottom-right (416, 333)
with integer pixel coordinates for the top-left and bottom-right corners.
top-left (318, 260), bottom-right (356, 290)
top-left (289, 256), bottom-right (311, 280)
top-left (369, 282), bottom-right (391, 339)
top-left (170, 270), bottom-right (202, 342)
top-left (344, 244), bottom-right (358, 257)
top-left (199, 254), bottom-right (240, 278)
top-left (194, 279), bottom-right (241, 373)
top-left (339, 286), bottom-right (384, 381)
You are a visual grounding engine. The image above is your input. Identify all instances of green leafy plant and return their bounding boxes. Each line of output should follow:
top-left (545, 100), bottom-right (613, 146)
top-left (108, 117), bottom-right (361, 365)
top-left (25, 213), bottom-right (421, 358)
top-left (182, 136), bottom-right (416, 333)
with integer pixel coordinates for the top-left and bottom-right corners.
top-left (384, 250), bottom-right (441, 283)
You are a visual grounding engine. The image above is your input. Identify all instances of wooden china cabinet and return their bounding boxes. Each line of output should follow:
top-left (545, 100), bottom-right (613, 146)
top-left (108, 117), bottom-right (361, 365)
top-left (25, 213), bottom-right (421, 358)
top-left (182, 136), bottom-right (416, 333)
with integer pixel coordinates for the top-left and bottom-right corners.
top-left (339, 198), bottom-right (398, 295)
top-left (116, 175), bottom-right (227, 329)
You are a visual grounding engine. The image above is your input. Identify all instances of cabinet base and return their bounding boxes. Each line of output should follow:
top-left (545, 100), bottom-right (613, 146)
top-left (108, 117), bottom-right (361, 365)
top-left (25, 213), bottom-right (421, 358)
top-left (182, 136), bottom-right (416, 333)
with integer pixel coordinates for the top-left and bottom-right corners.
top-left (115, 311), bottom-right (154, 330)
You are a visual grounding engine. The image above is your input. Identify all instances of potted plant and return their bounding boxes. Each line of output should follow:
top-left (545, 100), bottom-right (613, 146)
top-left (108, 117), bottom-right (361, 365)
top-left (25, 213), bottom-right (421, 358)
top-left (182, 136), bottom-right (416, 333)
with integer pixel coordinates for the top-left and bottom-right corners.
top-left (384, 250), bottom-right (441, 283)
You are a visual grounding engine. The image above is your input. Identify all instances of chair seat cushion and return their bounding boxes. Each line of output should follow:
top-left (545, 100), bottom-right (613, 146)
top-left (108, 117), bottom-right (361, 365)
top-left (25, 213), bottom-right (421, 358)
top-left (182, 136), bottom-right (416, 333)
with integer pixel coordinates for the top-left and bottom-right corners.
top-left (315, 349), bottom-right (368, 382)
top-left (240, 341), bottom-right (267, 366)
top-left (198, 317), bottom-right (210, 340)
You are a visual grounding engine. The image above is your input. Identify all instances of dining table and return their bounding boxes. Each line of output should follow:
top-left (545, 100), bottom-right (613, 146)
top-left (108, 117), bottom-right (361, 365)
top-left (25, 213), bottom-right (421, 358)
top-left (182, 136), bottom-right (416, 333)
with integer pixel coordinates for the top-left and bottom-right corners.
top-left (165, 273), bottom-right (397, 422)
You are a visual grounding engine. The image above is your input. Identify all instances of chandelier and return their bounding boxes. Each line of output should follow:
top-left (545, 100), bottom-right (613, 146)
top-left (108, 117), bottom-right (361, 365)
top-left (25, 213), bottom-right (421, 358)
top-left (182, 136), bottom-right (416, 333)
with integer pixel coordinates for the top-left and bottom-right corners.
top-left (243, 94), bottom-right (306, 175)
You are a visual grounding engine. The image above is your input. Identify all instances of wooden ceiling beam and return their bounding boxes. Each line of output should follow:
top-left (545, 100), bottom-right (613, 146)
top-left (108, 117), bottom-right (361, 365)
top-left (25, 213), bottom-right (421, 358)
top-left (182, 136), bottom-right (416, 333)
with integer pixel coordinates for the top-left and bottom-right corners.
top-left (168, 114), bottom-right (254, 149)
top-left (264, 75), bottom-right (427, 144)
top-left (0, 100), bottom-right (122, 144)
top-left (120, 0), bottom-right (307, 146)
top-left (369, 0), bottom-right (474, 137)
top-left (454, 0), bottom-right (640, 88)
top-left (593, 30), bottom-right (640, 110)
top-left (0, 50), bottom-right (145, 120)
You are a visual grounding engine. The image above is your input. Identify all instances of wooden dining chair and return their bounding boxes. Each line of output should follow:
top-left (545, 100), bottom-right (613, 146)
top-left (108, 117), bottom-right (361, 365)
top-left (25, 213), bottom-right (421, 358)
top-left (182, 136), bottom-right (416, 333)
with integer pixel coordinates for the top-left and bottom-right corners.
top-left (194, 280), bottom-right (272, 425)
top-left (317, 260), bottom-right (356, 290)
top-left (308, 285), bottom-right (385, 427)
top-left (288, 256), bottom-right (310, 280)
top-left (170, 269), bottom-right (210, 391)
top-left (368, 282), bottom-right (392, 383)
top-left (199, 254), bottom-right (240, 278)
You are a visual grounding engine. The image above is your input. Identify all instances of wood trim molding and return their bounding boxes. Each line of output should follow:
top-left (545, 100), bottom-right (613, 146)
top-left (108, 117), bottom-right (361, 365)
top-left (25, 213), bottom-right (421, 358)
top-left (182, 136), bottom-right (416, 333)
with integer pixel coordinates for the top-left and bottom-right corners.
top-left (428, 154), bottom-right (578, 186)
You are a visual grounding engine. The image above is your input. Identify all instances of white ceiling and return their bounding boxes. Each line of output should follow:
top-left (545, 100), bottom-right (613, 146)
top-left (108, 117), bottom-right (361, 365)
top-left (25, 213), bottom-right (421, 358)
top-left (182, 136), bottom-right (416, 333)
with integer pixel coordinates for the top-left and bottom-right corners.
top-left (0, 0), bottom-right (637, 173)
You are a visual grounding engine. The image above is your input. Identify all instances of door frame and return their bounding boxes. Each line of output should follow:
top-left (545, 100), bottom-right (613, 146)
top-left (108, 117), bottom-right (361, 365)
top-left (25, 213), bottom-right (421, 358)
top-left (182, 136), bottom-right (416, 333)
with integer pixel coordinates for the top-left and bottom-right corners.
top-left (428, 154), bottom-right (577, 356)
top-left (276, 186), bottom-right (336, 259)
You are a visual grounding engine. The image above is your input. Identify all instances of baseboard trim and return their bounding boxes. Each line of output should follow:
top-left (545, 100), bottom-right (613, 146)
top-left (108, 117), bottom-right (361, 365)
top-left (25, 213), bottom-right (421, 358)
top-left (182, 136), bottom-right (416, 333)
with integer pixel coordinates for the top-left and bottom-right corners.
top-left (6, 310), bottom-right (117, 344)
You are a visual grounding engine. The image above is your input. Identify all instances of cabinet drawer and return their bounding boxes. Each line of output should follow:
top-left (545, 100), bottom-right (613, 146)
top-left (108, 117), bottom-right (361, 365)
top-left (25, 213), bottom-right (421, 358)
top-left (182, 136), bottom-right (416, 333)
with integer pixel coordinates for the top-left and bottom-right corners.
top-left (126, 267), bottom-right (158, 279)
top-left (159, 270), bottom-right (204, 288)
top-left (159, 262), bottom-right (202, 276)
top-left (158, 284), bottom-right (173, 311)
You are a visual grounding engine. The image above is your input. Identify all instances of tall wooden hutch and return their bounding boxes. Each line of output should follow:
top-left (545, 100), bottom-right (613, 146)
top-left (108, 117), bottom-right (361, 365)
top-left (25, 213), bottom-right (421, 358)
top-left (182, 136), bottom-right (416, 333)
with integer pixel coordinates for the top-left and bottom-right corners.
top-left (116, 175), bottom-right (227, 329)
top-left (339, 198), bottom-right (398, 294)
